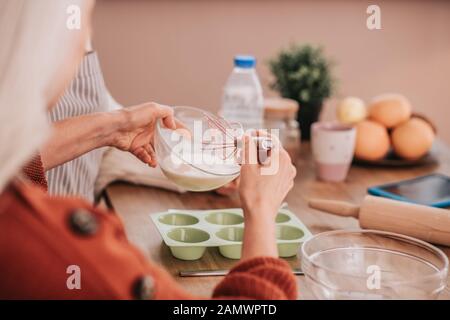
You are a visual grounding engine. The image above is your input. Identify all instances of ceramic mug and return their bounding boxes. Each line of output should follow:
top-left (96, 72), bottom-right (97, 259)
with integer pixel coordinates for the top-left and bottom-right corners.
top-left (311, 122), bottom-right (356, 182)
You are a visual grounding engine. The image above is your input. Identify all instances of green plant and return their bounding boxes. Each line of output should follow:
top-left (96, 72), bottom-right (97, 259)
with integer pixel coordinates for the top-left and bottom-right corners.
top-left (268, 44), bottom-right (336, 140)
top-left (269, 44), bottom-right (335, 108)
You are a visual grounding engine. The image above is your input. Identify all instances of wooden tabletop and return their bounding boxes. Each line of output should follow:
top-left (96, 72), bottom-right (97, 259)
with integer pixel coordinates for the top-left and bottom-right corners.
top-left (106, 141), bottom-right (450, 300)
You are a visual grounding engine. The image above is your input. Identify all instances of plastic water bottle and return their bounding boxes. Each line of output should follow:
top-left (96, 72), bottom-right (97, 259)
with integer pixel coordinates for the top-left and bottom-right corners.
top-left (221, 55), bottom-right (264, 130)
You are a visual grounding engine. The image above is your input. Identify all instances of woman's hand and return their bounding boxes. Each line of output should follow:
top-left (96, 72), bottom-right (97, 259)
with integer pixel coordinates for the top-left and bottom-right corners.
top-left (41, 102), bottom-right (180, 170)
top-left (239, 134), bottom-right (296, 221)
top-left (238, 134), bottom-right (297, 259)
top-left (111, 102), bottom-right (178, 167)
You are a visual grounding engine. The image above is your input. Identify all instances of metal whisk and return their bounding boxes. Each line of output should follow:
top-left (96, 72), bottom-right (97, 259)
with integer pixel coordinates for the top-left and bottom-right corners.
top-left (201, 113), bottom-right (273, 164)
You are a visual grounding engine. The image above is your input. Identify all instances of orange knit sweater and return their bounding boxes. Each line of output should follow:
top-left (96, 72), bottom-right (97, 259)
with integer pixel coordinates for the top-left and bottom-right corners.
top-left (2, 157), bottom-right (298, 299)
top-left (22, 155), bottom-right (47, 191)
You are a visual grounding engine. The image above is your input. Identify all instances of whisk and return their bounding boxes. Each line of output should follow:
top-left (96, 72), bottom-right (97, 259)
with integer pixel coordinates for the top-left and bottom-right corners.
top-left (201, 113), bottom-right (273, 164)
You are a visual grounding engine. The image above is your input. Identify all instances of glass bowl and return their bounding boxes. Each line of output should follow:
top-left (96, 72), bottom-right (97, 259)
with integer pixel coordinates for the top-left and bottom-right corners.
top-left (155, 106), bottom-right (240, 191)
top-left (301, 229), bottom-right (449, 300)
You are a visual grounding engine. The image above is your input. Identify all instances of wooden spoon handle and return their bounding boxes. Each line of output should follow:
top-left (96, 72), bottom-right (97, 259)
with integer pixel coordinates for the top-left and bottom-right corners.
top-left (308, 199), bottom-right (360, 218)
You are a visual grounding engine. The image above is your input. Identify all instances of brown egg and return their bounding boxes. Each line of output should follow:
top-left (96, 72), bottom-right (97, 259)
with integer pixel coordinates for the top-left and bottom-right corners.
top-left (355, 120), bottom-right (390, 161)
top-left (369, 94), bottom-right (412, 128)
top-left (391, 118), bottom-right (435, 160)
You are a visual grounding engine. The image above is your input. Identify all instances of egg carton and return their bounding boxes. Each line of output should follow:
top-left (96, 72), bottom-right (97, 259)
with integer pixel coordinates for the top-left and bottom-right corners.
top-left (150, 207), bottom-right (312, 260)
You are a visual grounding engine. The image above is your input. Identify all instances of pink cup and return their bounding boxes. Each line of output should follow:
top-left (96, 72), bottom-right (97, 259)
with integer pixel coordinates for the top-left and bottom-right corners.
top-left (311, 122), bottom-right (356, 182)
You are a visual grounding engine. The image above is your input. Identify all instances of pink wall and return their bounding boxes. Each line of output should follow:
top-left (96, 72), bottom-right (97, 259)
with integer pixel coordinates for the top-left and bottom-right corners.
top-left (93, 0), bottom-right (450, 143)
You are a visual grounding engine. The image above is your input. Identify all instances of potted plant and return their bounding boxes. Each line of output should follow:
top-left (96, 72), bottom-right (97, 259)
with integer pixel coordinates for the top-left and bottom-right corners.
top-left (269, 44), bottom-right (335, 140)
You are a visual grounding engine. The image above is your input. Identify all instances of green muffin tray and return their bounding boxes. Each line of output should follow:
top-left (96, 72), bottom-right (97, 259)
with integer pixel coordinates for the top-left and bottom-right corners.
top-left (150, 207), bottom-right (312, 261)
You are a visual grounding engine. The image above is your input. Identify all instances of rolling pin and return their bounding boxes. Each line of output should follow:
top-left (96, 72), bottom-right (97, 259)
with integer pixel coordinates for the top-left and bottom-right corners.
top-left (308, 195), bottom-right (450, 246)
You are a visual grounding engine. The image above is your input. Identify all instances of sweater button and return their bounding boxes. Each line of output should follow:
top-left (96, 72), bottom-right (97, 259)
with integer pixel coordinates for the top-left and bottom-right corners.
top-left (69, 209), bottom-right (98, 236)
top-left (132, 276), bottom-right (155, 300)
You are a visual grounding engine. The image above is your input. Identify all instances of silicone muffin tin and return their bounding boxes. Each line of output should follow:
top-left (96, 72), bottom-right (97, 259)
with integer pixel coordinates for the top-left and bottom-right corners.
top-left (150, 208), bottom-right (312, 261)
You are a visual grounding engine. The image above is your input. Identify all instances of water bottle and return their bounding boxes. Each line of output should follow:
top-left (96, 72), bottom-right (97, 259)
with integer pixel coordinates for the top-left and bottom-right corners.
top-left (221, 55), bottom-right (264, 130)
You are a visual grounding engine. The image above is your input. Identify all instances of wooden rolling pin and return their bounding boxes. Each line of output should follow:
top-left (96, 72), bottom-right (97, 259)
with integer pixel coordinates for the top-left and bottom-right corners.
top-left (308, 195), bottom-right (450, 246)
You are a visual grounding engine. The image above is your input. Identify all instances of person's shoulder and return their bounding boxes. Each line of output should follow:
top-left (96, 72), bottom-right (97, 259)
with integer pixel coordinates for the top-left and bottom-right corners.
top-left (0, 182), bottom-right (120, 298)
top-left (9, 181), bottom-right (101, 229)
top-left (2, 180), bottom-right (123, 247)
top-left (0, 181), bottom-right (189, 300)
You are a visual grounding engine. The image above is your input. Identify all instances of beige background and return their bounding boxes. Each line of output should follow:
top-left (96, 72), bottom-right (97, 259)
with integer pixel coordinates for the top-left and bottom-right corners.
top-left (93, 0), bottom-right (450, 143)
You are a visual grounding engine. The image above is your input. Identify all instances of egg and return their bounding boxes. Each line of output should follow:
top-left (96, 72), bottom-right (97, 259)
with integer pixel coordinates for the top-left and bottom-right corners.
top-left (354, 120), bottom-right (390, 161)
top-left (391, 118), bottom-right (435, 160)
top-left (337, 96), bottom-right (367, 124)
top-left (369, 93), bottom-right (412, 128)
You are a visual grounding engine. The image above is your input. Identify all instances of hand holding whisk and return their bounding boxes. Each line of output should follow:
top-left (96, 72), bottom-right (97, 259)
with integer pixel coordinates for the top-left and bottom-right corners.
top-left (201, 113), bottom-right (273, 165)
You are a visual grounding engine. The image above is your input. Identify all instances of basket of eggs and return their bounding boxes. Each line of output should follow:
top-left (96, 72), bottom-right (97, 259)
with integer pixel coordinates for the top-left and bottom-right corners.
top-left (337, 94), bottom-right (437, 166)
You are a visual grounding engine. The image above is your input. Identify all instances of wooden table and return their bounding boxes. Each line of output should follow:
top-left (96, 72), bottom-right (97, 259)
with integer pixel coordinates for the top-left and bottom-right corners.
top-left (106, 141), bottom-right (450, 299)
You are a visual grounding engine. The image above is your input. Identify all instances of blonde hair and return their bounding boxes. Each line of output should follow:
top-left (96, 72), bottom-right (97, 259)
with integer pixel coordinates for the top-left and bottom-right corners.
top-left (0, 0), bottom-right (86, 191)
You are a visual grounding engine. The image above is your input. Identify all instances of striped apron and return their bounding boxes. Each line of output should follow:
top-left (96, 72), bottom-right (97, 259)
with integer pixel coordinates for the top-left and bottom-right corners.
top-left (46, 52), bottom-right (110, 202)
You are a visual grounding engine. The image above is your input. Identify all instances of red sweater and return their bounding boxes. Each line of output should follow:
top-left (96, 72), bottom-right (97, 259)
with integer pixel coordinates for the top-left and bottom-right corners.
top-left (22, 155), bottom-right (48, 191)
top-left (0, 158), bottom-right (297, 299)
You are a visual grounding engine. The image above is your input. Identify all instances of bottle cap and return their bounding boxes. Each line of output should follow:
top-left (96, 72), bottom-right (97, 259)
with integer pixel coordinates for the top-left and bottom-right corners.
top-left (234, 55), bottom-right (256, 68)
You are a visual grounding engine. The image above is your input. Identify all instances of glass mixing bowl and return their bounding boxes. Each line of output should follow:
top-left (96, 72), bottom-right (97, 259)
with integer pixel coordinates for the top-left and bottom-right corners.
top-left (155, 106), bottom-right (241, 191)
top-left (301, 229), bottom-right (449, 300)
